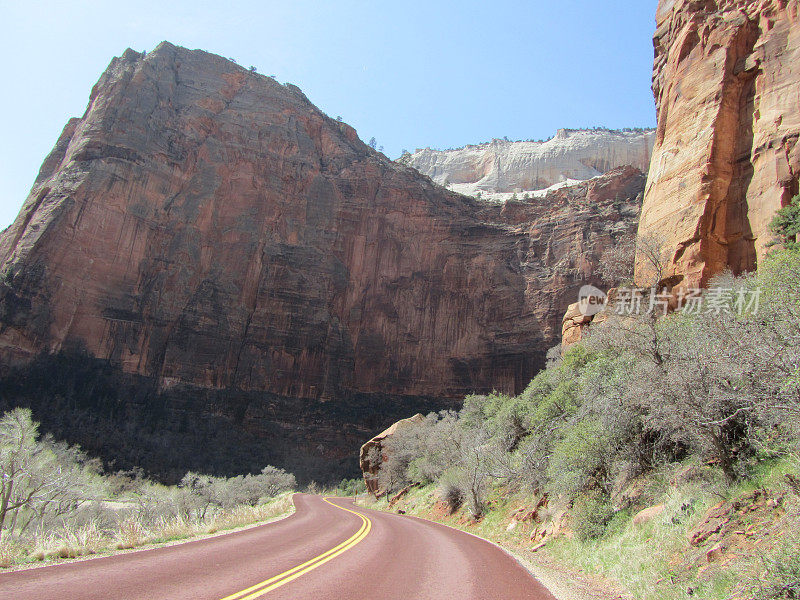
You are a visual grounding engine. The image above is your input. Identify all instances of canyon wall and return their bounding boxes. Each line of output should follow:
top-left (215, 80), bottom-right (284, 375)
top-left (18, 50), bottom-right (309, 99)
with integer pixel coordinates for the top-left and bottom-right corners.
top-left (406, 129), bottom-right (655, 200)
top-left (638, 0), bottom-right (800, 289)
top-left (0, 43), bottom-right (643, 480)
top-left (478, 166), bottom-right (645, 347)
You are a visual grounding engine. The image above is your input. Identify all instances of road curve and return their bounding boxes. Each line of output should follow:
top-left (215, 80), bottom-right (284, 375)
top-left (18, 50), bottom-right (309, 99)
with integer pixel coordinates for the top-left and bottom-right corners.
top-left (0, 494), bottom-right (557, 600)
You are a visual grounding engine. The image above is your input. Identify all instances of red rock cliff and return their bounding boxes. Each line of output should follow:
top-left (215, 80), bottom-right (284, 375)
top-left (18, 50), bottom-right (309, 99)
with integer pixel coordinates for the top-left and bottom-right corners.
top-left (638, 0), bottom-right (800, 289)
top-left (0, 43), bottom-right (544, 399)
top-left (0, 43), bottom-right (643, 480)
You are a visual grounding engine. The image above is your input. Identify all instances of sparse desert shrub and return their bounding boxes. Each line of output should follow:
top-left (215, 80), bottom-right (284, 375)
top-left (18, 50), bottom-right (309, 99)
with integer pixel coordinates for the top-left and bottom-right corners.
top-left (437, 479), bottom-right (464, 514)
top-left (404, 412), bottom-right (462, 485)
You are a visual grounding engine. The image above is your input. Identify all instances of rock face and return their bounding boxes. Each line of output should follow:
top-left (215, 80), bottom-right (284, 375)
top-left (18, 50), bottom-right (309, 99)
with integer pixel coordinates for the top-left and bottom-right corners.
top-left (0, 42), bottom-right (542, 401)
top-left (638, 0), bottom-right (800, 289)
top-left (479, 167), bottom-right (645, 347)
top-left (406, 129), bottom-right (655, 200)
top-left (359, 413), bottom-right (424, 496)
top-left (561, 303), bottom-right (592, 349)
top-left (0, 43), bottom-right (644, 481)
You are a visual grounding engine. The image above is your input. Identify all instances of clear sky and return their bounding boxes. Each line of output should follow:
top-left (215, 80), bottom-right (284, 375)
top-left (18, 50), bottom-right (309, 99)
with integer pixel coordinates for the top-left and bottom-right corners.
top-left (0, 0), bottom-right (658, 230)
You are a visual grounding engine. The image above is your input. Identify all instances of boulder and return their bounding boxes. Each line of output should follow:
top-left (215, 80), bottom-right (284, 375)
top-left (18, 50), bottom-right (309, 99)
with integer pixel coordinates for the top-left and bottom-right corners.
top-left (359, 414), bottom-right (424, 497)
top-left (633, 504), bottom-right (666, 526)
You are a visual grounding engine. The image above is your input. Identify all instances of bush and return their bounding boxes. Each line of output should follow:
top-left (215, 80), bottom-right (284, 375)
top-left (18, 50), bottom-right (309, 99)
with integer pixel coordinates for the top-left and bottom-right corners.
top-left (437, 479), bottom-right (464, 514)
top-left (571, 490), bottom-right (615, 541)
top-left (546, 419), bottom-right (611, 498)
top-left (336, 478), bottom-right (366, 496)
top-left (0, 408), bottom-right (298, 566)
top-left (770, 194), bottom-right (800, 251)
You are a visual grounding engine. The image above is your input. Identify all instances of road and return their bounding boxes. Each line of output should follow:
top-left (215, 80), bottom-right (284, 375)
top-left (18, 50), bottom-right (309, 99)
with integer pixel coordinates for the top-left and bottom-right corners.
top-left (0, 494), bottom-right (557, 600)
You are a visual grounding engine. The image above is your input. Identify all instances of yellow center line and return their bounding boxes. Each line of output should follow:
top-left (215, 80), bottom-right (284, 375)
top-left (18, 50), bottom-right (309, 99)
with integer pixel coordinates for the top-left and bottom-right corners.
top-left (218, 497), bottom-right (372, 600)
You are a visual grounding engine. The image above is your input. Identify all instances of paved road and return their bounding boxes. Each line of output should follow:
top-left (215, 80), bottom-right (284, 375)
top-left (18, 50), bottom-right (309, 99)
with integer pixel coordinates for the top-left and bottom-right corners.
top-left (0, 494), bottom-right (557, 600)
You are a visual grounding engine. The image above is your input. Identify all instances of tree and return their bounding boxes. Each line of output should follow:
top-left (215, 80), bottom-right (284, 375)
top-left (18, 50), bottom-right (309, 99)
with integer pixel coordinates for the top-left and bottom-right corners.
top-left (634, 232), bottom-right (671, 289)
top-left (254, 466), bottom-right (296, 499)
top-left (598, 234), bottom-right (636, 284)
top-left (180, 465), bottom-right (295, 515)
top-left (0, 408), bottom-right (95, 540)
top-left (648, 310), bottom-right (753, 481)
top-left (770, 194), bottom-right (800, 251)
top-left (368, 137), bottom-right (377, 150)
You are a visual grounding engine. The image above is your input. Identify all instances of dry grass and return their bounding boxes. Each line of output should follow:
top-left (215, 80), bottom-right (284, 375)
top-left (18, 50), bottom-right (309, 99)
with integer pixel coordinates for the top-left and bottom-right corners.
top-left (115, 516), bottom-right (148, 550)
top-left (28, 522), bottom-right (108, 560)
top-left (0, 541), bottom-right (25, 568)
top-left (1, 493), bottom-right (295, 568)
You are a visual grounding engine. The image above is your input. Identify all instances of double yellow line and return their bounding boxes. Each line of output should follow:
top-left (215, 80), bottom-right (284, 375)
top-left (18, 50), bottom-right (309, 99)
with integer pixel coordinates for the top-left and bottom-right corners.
top-left (219, 498), bottom-right (372, 600)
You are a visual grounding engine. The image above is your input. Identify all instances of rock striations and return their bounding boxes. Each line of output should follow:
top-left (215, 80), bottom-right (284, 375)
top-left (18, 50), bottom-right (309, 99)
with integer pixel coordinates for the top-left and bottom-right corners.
top-left (0, 43), bottom-right (644, 481)
top-left (638, 0), bottom-right (800, 289)
top-left (406, 129), bottom-right (655, 200)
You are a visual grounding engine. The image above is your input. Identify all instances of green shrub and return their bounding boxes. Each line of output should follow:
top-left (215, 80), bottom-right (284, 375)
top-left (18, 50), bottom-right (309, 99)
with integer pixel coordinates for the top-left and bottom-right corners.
top-left (770, 194), bottom-right (800, 251)
top-left (571, 490), bottom-right (615, 541)
top-left (336, 477), bottom-right (366, 496)
top-left (546, 418), bottom-right (611, 498)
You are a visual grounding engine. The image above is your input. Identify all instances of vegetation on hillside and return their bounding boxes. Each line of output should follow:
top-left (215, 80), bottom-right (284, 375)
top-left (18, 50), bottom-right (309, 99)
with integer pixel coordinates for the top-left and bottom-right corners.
top-left (377, 248), bottom-right (800, 508)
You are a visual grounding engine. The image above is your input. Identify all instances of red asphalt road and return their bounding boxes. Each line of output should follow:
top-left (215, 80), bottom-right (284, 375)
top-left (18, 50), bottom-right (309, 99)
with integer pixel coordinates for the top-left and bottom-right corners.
top-left (0, 494), bottom-right (557, 600)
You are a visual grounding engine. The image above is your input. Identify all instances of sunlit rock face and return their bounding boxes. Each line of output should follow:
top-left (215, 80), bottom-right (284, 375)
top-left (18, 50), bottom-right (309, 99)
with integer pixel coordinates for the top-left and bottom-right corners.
top-left (637, 0), bottom-right (800, 289)
top-left (0, 42), bottom-right (544, 400)
top-left (405, 129), bottom-right (655, 200)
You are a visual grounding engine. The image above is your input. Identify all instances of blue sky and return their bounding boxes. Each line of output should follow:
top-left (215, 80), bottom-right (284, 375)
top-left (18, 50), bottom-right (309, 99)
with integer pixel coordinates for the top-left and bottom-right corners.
top-left (0, 0), bottom-right (658, 229)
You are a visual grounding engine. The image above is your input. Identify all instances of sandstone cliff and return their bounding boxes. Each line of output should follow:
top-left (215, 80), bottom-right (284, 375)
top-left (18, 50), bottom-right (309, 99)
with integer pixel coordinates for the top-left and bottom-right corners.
top-left (478, 166), bottom-right (645, 346)
top-left (0, 42), bottom-right (542, 401)
top-left (638, 0), bottom-right (800, 289)
top-left (0, 43), bottom-right (643, 481)
top-left (406, 129), bottom-right (655, 200)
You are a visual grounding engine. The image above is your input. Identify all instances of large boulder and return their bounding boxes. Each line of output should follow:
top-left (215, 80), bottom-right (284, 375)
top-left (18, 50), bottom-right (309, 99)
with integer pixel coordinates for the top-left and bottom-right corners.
top-left (359, 414), bottom-right (424, 497)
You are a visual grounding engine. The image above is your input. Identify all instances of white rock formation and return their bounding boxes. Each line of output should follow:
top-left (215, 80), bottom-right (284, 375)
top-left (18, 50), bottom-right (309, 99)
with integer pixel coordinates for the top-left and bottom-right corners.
top-left (406, 128), bottom-right (655, 200)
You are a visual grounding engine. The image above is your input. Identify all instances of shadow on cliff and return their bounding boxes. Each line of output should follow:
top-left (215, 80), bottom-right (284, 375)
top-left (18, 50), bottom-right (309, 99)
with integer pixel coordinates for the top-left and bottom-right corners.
top-left (0, 348), bottom-right (449, 485)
